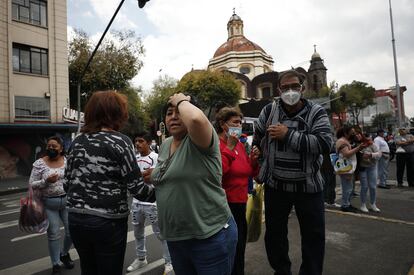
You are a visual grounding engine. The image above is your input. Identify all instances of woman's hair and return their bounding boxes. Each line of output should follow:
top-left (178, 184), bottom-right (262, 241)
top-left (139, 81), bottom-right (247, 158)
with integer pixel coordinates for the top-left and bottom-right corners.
top-left (214, 107), bottom-right (243, 133)
top-left (336, 125), bottom-right (354, 139)
top-left (47, 136), bottom-right (65, 155)
top-left (81, 91), bottom-right (128, 133)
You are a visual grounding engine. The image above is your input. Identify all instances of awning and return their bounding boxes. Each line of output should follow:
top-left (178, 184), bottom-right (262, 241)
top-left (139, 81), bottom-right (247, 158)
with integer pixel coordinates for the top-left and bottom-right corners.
top-left (0, 123), bottom-right (78, 131)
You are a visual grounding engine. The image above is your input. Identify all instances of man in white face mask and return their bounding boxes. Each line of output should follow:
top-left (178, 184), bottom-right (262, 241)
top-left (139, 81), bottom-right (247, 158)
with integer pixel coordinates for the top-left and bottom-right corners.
top-left (253, 69), bottom-right (333, 275)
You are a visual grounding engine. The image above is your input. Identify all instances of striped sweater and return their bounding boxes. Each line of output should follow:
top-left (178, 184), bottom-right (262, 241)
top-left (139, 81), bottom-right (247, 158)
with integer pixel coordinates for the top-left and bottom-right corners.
top-left (253, 99), bottom-right (333, 193)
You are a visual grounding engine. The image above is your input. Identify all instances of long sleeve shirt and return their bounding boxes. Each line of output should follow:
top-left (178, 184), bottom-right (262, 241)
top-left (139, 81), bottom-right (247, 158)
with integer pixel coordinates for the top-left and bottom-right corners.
top-left (220, 138), bottom-right (259, 203)
top-left (29, 158), bottom-right (66, 197)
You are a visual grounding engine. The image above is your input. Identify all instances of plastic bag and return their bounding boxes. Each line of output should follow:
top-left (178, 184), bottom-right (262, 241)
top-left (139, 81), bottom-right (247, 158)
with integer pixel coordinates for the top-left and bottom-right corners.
top-left (246, 183), bottom-right (264, 242)
top-left (330, 153), bottom-right (356, 174)
top-left (18, 187), bottom-right (49, 233)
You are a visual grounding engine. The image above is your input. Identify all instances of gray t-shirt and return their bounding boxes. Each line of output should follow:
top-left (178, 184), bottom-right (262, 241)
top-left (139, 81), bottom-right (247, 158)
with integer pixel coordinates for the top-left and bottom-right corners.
top-left (152, 132), bottom-right (231, 241)
top-left (395, 134), bottom-right (414, 153)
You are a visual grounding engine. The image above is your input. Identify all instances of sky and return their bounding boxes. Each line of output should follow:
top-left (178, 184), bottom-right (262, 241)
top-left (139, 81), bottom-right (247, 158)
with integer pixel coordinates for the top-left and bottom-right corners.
top-left (67, 0), bottom-right (414, 117)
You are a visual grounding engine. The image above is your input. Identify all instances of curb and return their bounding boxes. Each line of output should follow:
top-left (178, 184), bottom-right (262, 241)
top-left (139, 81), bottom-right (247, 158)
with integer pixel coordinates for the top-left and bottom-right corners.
top-left (0, 187), bottom-right (27, 196)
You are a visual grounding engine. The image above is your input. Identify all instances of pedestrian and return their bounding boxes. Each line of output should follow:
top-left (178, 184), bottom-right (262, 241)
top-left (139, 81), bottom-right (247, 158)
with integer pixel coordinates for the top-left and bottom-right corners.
top-left (127, 132), bottom-right (173, 274)
top-left (215, 107), bottom-right (260, 275)
top-left (29, 136), bottom-right (74, 274)
top-left (239, 133), bottom-right (255, 194)
top-left (374, 129), bottom-right (391, 189)
top-left (358, 133), bottom-right (381, 212)
top-left (395, 127), bottom-right (414, 187)
top-left (253, 69), bottom-right (333, 275)
top-left (149, 93), bottom-right (238, 275)
top-left (64, 91), bottom-right (155, 275)
top-left (321, 146), bottom-right (339, 208)
top-left (335, 126), bottom-right (367, 212)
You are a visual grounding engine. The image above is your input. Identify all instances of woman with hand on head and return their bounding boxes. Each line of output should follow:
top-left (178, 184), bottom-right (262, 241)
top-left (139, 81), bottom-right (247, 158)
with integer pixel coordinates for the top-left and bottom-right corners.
top-left (215, 107), bottom-right (260, 275)
top-left (149, 93), bottom-right (238, 275)
top-left (29, 136), bottom-right (74, 274)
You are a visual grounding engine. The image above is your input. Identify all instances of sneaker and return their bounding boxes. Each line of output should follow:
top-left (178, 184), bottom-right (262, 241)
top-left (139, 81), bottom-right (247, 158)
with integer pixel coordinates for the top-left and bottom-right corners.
top-left (51, 264), bottom-right (61, 274)
top-left (370, 204), bottom-right (381, 212)
top-left (163, 263), bottom-right (174, 275)
top-left (341, 206), bottom-right (356, 213)
top-left (127, 258), bottom-right (148, 272)
top-left (360, 204), bottom-right (369, 213)
top-left (60, 253), bottom-right (74, 269)
top-left (378, 185), bottom-right (390, 189)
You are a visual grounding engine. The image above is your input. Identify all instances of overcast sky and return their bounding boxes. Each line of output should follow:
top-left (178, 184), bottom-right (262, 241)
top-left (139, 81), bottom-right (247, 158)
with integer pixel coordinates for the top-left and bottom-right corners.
top-left (67, 0), bottom-right (414, 117)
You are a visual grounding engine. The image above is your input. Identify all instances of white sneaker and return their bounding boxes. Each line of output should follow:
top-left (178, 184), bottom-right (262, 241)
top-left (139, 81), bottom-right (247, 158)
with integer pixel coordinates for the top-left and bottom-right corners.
top-left (370, 204), bottom-right (381, 212)
top-left (127, 258), bottom-right (147, 272)
top-left (163, 263), bottom-right (173, 275)
top-left (360, 204), bottom-right (369, 213)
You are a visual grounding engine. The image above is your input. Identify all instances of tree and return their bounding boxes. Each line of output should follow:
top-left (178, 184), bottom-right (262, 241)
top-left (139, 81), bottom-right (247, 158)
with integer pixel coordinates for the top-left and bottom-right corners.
top-left (119, 86), bottom-right (149, 137)
top-left (337, 81), bottom-right (376, 125)
top-left (175, 70), bottom-right (241, 118)
top-left (68, 29), bottom-right (145, 108)
top-left (371, 112), bottom-right (394, 130)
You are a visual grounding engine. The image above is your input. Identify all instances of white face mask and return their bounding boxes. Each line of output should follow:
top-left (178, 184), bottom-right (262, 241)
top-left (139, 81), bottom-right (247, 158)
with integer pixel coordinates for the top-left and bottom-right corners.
top-left (281, 89), bottom-right (301, 106)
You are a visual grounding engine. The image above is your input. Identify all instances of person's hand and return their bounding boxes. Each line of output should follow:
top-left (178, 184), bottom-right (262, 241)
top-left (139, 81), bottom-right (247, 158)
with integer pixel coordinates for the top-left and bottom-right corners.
top-left (250, 145), bottom-right (260, 162)
top-left (142, 168), bottom-right (153, 184)
top-left (168, 93), bottom-right (191, 108)
top-left (362, 152), bottom-right (371, 159)
top-left (227, 133), bottom-right (238, 151)
top-left (46, 174), bottom-right (59, 184)
top-left (267, 123), bottom-right (289, 140)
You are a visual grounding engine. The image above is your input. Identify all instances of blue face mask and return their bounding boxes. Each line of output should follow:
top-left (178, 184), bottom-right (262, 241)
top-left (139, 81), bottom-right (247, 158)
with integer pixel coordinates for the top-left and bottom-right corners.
top-left (227, 126), bottom-right (242, 138)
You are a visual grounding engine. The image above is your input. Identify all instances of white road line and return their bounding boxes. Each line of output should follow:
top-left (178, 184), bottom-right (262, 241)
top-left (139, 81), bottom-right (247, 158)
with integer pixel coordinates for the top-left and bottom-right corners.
top-left (0, 208), bottom-right (20, 216)
top-left (0, 226), bottom-right (159, 275)
top-left (0, 220), bottom-right (18, 229)
top-left (10, 227), bottom-right (64, 242)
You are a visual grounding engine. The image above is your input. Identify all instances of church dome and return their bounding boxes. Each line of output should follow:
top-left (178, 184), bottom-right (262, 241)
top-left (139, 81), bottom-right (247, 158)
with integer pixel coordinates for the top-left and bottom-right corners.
top-left (311, 51), bottom-right (321, 59)
top-left (213, 37), bottom-right (266, 58)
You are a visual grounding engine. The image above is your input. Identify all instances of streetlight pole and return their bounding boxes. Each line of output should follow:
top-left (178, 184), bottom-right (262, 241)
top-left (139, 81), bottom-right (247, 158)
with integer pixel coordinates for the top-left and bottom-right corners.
top-left (76, 0), bottom-right (150, 134)
top-left (388, 0), bottom-right (402, 128)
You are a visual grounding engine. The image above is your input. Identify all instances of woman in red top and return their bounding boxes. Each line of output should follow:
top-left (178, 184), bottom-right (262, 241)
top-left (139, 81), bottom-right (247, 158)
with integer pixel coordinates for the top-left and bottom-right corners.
top-left (215, 107), bottom-right (260, 275)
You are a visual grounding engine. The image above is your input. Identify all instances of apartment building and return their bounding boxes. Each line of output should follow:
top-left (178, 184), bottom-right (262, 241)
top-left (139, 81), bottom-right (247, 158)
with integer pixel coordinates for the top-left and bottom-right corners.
top-left (0, 0), bottom-right (74, 180)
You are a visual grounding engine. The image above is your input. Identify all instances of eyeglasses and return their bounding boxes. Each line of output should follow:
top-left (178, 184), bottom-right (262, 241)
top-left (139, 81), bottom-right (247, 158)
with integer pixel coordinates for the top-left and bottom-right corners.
top-left (280, 83), bottom-right (302, 93)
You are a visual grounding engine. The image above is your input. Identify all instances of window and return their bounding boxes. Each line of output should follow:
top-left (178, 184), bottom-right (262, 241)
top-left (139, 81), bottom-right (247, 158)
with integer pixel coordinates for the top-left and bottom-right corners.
top-left (262, 87), bottom-right (272, 98)
top-left (13, 43), bottom-right (48, 76)
top-left (12, 0), bottom-right (47, 27)
top-left (239, 66), bottom-right (251, 75)
top-left (15, 96), bottom-right (50, 120)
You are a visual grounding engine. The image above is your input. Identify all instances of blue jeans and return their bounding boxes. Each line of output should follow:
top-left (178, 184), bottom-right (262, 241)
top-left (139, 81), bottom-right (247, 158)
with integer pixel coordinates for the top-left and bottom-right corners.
top-left (131, 202), bottom-right (171, 264)
top-left (43, 196), bottom-right (72, 265)
top-left (377, 156), bottom-right (389, 186)
top-left (69, 213), bottom-right (128, 275)
top-left (167, 216), bottom-right (238, 275)
top-left (339, 175), bottom-right (353, 207)
top-left (359, 166), bottom-right (377, 205)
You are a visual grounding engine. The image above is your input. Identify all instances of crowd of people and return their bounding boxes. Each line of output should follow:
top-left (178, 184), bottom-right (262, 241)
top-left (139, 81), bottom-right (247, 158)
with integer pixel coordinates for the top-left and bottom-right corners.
top-left (27, 70), bottom-right (414, 275)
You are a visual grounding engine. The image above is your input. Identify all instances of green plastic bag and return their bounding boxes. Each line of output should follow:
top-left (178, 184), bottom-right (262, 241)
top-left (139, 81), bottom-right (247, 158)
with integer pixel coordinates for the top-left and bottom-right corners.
top-left (246, 184), bottom-right (264, 242)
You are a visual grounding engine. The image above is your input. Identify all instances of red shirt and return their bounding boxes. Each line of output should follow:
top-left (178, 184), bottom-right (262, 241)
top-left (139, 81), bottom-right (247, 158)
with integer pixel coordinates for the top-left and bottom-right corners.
top-left (220, 137), bottom-right (259, 203)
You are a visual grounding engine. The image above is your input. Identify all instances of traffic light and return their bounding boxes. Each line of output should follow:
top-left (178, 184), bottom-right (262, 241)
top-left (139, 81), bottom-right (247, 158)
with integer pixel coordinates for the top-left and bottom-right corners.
top-left (340, 92), bottom-right (346, 102)
top-left (138, 0), bottom-right (150, 8)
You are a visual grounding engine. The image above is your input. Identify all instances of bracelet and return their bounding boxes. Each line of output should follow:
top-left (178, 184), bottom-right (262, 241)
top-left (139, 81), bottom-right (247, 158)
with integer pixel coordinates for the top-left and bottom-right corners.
top-left (176, 99), bottom-right (189, 109)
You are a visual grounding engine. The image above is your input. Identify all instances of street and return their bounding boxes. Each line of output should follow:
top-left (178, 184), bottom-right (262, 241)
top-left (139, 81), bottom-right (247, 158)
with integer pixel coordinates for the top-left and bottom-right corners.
top-left (0, 160), bottom-right (413, 275)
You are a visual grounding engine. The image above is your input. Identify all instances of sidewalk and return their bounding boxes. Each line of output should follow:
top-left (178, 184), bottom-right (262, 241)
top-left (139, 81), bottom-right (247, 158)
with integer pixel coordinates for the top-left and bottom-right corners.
top-left (0, 176), bottom-right (29, 196)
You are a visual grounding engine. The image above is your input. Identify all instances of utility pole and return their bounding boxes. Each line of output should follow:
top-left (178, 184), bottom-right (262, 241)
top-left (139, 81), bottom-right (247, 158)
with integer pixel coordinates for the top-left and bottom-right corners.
top-left (388, 0), bottom-right (402, 128)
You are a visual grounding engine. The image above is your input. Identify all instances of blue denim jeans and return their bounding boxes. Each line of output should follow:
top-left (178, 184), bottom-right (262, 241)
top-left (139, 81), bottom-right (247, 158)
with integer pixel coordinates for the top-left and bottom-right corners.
top-left (69, 213), bottom-right (128, 275)
top-left (339, 175), bottom-right (353, 207)
top-left (167, 216), bottom-right (238, 275)
top-left (377, 156), bottom-right (389, 186)
top-left (43, 196), bottom-right (72, 265)
top-left (360, 166), bottom-right (377, 205)
top-left (131, 202), bottom-right (171, 264)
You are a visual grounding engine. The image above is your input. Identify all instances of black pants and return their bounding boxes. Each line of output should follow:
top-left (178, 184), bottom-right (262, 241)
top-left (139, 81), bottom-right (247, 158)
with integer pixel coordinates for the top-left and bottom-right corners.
top-left (396, 153), bottom-right (414, 186)
top-left (68, 213), bottom-right (128, 275)
top-left (264, 187), bottom-right (325, 275)
top-left (321, 169), bottom-right (336, 204)
top-left (228, 203), bottom-right (247, 275)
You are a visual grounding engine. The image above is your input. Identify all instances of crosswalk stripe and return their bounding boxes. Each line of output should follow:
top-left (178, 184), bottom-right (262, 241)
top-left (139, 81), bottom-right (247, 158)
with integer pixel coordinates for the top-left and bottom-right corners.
top-left (0, 220), bottom-right (18, 229)
top-left (0, 226), bottom-right (157, 275)
top-left (0, 208), bottom-right (20, 216)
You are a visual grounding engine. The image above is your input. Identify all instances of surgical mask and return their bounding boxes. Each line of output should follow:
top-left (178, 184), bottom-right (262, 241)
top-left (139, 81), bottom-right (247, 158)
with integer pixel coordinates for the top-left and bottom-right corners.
top-left (280, 89), bottom-right (301, 106)
top-left (46, 149), bottom-right (59, 159)
top-left (227, 126), bottom-right (242, 138)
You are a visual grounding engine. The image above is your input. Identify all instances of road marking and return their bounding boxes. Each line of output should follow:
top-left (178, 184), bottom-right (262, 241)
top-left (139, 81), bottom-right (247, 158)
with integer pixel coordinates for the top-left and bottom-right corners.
top-left (0, 220), bottom-right (18, 229)
top-left (0, 208), bottom-right (20, 216)
top-left (10, 227), bottom-right (63, 242)
top-left (0, 226), bottom-right (159, 275)
top-left (326, 209), bottom-right (414, 226)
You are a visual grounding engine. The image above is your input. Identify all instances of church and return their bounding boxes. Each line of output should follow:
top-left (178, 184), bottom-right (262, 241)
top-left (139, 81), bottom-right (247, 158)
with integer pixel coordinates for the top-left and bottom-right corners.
top-left (207, 11), bottom-right (328, 117)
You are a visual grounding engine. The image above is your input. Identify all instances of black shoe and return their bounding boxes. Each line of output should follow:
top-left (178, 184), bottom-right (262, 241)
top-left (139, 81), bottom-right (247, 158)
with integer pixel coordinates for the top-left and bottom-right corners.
top-left (60, 253), bottom-right (74, 269)
top-left (378, 185), bottom-right (390, 189)
top-left (352, 192), bottom-right (359, 197)
top-left (341, 206), bottom-right (357, 213)
top-left (52, 264), bottom-right (61, 274)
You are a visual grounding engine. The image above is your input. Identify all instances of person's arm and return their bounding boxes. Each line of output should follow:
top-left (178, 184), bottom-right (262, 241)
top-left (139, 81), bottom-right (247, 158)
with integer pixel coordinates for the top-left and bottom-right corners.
top-left (29, 160), bottom-right (47, 189)
top-left (169, 93), bottom-right (213, 149)
top-left (284, 106), bottom-right (333, 154)
top-left (252, 103), bottom-right (272, 150)
top-left (340, 142), bottom-right (365, 158)
top-left (220, 141), bottom-right (236, 176)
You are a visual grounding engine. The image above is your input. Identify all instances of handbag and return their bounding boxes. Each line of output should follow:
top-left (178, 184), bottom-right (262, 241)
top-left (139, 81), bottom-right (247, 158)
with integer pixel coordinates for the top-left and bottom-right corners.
top-left (246, 183), bottom-right (264, 242)
top-left (18, 186), bottom-right (49, 234)
top-left (330, 153), bottom-right (356, 174)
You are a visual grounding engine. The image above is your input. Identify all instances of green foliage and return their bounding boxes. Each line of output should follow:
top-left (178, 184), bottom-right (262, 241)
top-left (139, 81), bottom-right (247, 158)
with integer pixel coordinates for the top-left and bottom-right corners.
top-left (119, 86), bottom-right (148, 137)
top-left (371, 112), bottom-right (394, 130)
top-left (176, 70), bottom-right (241, 112)
top-left (68, 29), bottom-right (145, 108)
top-left (144, 75), bottom-right (178, 123)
